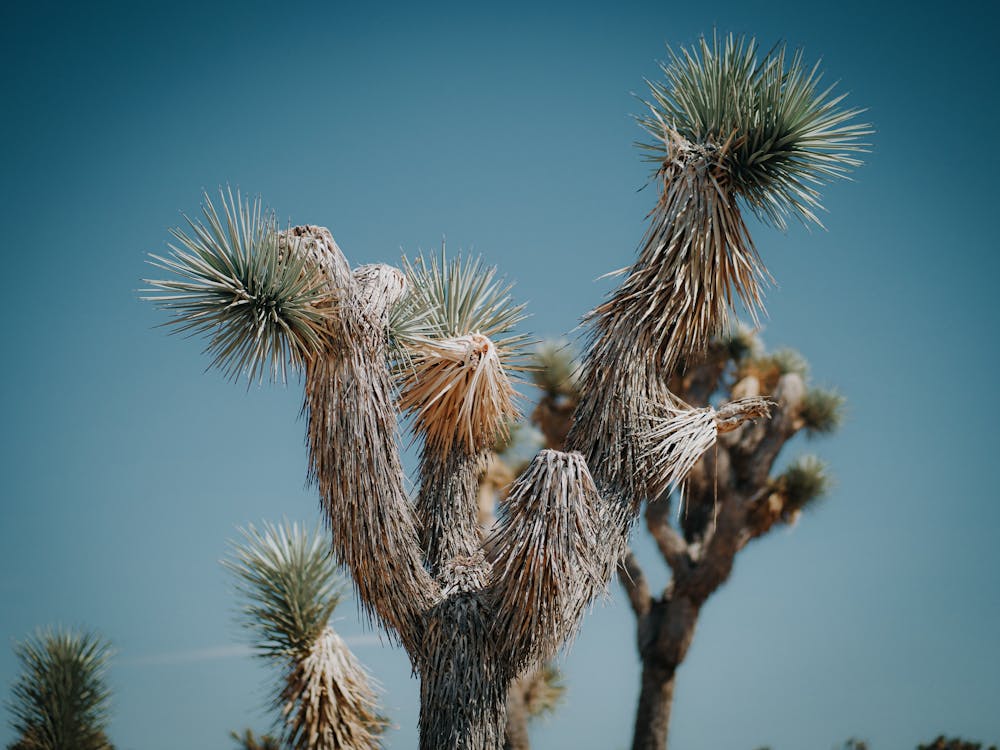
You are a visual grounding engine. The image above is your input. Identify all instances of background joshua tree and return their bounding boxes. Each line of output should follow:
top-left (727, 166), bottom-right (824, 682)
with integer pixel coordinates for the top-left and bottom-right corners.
top-left (223, 521), bottom-right (387, 750)
top-left (530, 327), bottom-right (844, 749)
top-left (145, 33), bottom-right (866, 749)
top-left (6, 627), bottom-right (114, 750)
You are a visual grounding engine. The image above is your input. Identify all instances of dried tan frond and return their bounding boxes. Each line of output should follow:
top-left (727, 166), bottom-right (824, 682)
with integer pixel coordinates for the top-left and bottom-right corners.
top-left (488, 450), bottom-right (606, 668)
top-left (281, 626), bottom-right (387, 750)
top-left (642, 396), bottom-right (772, 501)
top-left (399, 334), bottom-right (519, 456)
top-left (641, 400), bottom-right (718, 500)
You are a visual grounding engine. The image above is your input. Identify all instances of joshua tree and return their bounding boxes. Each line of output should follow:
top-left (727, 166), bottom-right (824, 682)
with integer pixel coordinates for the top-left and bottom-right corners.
top-left (531, 328), bottom-right (844, 749)
top-left (6, 627), bottom-right (114, 750)
top-left (223, 521), bottom-right (387, 750)
top-left (145, 33), bottom-right (867, 749)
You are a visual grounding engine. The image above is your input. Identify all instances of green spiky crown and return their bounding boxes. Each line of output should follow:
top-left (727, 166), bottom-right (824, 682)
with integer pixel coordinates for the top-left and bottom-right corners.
top-left (639, 33), bottom-right (871, 228)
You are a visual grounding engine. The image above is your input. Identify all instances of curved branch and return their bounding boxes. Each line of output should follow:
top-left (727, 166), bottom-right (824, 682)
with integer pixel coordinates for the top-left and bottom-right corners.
top-left (297, 227), bottom-right (439, 652)
top-left (618, 550), bottom-right (652, 617)
top-left (644, 501), bottom-right (691, 577)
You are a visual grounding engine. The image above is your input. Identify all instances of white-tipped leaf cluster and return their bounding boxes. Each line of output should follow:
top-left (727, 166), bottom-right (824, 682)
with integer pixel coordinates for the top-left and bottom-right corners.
top-left (641, 401), bottom-right (719, 500)
top-left (145, 189), bottom-right (334, 383)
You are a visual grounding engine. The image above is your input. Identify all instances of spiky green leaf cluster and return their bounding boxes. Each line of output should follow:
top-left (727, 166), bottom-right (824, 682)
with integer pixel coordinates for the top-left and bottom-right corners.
top-left (640, 33), bottom-right (871, 228)
top-left (390, 248), bottom-right (530, 370)
top-left (800, 386), bottom-right (845, 434)
top-left (223, 521), bottom-right (343, 659)
top-left (7, 628), bottom-right (114, 750)
top-left (145, 188), bottom-right (333, 383)
top-left (531, 340), bottom-right (579, 398)
top-left (773, 454), bottom-right (832, 510)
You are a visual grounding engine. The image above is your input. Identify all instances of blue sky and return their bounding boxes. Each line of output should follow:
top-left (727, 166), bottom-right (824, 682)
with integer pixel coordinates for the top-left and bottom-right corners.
top-left (1, 1), bottom-right (997, 748)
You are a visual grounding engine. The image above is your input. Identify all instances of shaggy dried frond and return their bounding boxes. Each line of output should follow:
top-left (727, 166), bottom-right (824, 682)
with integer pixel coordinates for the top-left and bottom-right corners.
top-left (390, 248), bottom-right (530, 371)
top-left (531, 340), bottom-right (580, 398)
top-left (642, 396), bottom-right (771, 501)
top-left (772, 454), bottom-right (832, 511)
top-left (223, 521), bottom-right (342, 659)
top-left (399, 334), bottom-right (519, 456)
top-left (641, 401), bottom-right (719, 500)
top-left (488, 450), bottom-right (606, 668)
top-left (640, 34), bottom-right (871, 228)
top-left (281, 626), bottom-right (387, 750)
top-left (522, 664), bottom-right (566, 719)
top-left (8, 628), bottom-right (114, 750)
top-left (144, 188), bottom-right (335, 383)
top-left (800, 386), bottom-right (845, 434)
top-left (604, 129), bottom-right (766, 371)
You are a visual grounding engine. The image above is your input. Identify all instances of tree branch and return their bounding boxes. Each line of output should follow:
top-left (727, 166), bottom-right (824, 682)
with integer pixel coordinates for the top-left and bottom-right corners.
top-left (298, 228), bottom-right (439, 652)
top-left (728, 373), bottom-right (806, 488)
top-left (617, 550), bottom-right (652, 617)
top-left (644, 500), bottom-right (691, 577)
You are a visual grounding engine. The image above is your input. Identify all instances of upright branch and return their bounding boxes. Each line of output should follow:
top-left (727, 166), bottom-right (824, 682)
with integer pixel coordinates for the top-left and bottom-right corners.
top-left (296, 229), bottom-right (439, 652)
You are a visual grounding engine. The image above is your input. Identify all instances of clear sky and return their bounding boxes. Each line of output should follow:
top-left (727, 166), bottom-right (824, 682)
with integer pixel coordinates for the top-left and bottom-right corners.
top-left (1, 1), bottom-right (998, 749)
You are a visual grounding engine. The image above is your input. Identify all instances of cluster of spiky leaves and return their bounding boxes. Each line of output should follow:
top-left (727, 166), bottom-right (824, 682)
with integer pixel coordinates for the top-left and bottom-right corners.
top-left (7, 628), bottom-right (114, 750)
top-left (145, 189), bottom-right (334, 383)
top-left (391, 249), bottom-right (529, 370)
top-left (224, 521), bottom-right (342, 659)
top-left (640, 33), bottom-right (870, 228)
top-left (772, 454), bottom-right (831, 511)
top-left (800, 386), bottom-right (846, 434)
top-left (488, 450), bottom-right (607, 669)
top-left (224, 522), bottom-right (385, 750)
top-left (640, 400), bottom-right (719, 499)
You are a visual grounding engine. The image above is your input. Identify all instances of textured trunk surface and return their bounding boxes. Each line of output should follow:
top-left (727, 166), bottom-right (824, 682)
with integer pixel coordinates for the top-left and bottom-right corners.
top-left (419, 582), bottom-right (511, 750)
top-left (632, 660), bottom-right (677, 750)
top-left (631, 597), bottom-right (698, 750)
